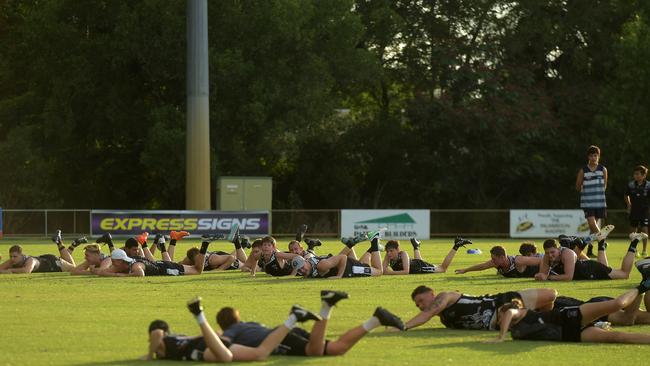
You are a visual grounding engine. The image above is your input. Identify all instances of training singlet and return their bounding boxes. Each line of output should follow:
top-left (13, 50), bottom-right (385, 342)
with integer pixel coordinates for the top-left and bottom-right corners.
top-left (497, 255), bottom-right (539, 278)
top-left (439, 294), bottom-right (508, 330)
top-left (580, 164), bottom-right (606, 209)
top-left (130, 256), bottom-right (184, 276)
top-left (257, 252), bottom-right (293, 276)
top-left (389, 253), bottom-right (437, 274)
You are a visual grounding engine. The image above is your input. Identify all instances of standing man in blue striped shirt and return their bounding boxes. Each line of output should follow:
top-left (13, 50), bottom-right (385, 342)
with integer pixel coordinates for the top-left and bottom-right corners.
top-left (576, 145), bottom-right (608, 258)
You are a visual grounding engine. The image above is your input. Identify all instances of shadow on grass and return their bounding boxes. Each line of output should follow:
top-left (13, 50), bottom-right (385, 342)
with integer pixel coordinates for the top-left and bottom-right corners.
top-left (367, 328), bottom-right (549, 354)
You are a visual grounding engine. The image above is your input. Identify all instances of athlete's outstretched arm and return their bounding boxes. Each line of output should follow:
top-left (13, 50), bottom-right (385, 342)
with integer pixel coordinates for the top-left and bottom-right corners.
top-left (455, 260), bottom-right (494, 274)
top-left (405, 294), bottom-right (451, 330)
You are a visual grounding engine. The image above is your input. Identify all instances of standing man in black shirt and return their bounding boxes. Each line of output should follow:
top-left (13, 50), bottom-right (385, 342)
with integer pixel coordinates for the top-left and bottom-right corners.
top-left (625, 165), bottom-right (650, 257)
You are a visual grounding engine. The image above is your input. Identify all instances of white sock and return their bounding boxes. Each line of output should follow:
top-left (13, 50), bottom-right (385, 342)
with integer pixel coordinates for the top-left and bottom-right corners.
top-left (196, 312), bottom-right (207, 325)
top-left (361, 316), bottom-right (380, 332)
top-left (320, 302), bottom-right (333, 320)
top-left (284, 313), bottom-right (298, 329)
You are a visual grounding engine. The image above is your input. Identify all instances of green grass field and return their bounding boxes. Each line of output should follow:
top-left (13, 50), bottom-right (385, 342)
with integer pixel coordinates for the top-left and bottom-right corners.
top-left (1, 237), bottom-right (649, 366)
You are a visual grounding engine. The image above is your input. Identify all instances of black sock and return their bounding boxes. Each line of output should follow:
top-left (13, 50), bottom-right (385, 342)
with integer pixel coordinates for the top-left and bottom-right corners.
top-left (56, 243), bottom-right (65, 251)
top-left (159, 243), bottom-right (167, 253)
top-left (200, 241), bottom-right (209, 254)
top-left (233, 239), bottom-right (242, 250)
top-left (370, 238), bottom-right (379, 252)
top-left (344, 239), bottom-right (355, 249)
top-left (597, 240), bottom-right (607, 251)
top-left (67, 245), bottom-right (75, 253)
top-left (170, 239), bottom-right (177, 247)
top-left (141, 242), bottom-right (148, 249)
top-left (629, 239), bottom-right (640, 253)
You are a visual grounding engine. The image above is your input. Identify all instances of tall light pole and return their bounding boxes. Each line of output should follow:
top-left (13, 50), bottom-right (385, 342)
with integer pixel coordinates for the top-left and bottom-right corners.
top-left (186, 0), bottom-right (211, 210)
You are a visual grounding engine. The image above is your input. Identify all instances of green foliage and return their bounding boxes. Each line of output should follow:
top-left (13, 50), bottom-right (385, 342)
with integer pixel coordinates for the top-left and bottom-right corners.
top-left (1, 0), bottom-right (649, 209)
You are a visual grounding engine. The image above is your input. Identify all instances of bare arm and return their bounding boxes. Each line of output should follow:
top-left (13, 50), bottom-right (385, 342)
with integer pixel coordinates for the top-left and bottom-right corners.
top-left (486, 309), bottom-right (520, 343)
top-left (575, 169), bottom-right (584, 192)
top-left (144, 329), bottom-right (164, 360)
top-left (535, 255), bottom-right (550, 281)
top-left (624, 194), bottom-right (631, 211)
top-left (70, 261), bottom-right (91, 275)
top-left (548, 251), bottom-right (576, 281)
top-left (8, 257), bottom-right (37, 273)
top-left (0, 259), bottom-right (13, 271)
top-left (455, 260), bottom-right (495, 274)
top-left (603, 167), bottom-right (608, 190)
top-left (404, 293), bottom-right (453, 330)
top-left (514, 255), bottom-right (542, 267)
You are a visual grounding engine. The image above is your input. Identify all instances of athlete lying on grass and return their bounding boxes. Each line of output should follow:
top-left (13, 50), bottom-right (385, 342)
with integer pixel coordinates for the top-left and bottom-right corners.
top-left (404, 286), bottom-right (558, 330)
top-left (488, 264), bottom-right (650, 343)
top-left (382, 237), bottom-right (470, 275)
top-left (535, 231), bottom-right (647, 281)
top-left (293, 231), bottom-right (384, 279)
top-left (93, 234), bottom-right (227, 277)
top-left (455, 243), bottom-right (543, 278)
top-left (217, 290), bottom-right (404, 357)
top-left (0, 230), bottom-right (86, 274)
top-left (144, 298), bottom-right (320, 362)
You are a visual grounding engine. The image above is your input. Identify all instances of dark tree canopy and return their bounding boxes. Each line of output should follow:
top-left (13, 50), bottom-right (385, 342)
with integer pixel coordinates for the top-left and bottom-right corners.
top-left (1, 0), bottom-right (648, 209)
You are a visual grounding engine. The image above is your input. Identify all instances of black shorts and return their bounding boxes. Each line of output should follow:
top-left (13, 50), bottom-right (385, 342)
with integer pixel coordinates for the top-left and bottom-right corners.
top-left (33, 254), bottom-right (62, 273)
top-left (630, 217), bottom-right (649, 228)
top-left (342, 258), bottom-right (372, 277)
top-left (154, 261), bottom-right (185, 276)
top-left (573, 260), bottom-right (612, 280)
top-left (559, 306), bottom-right (590, 342)
top-left (275, 327), bottom-right (330, 356)
top-left (409, 259), bottom-right (438, 274)
top-left (583, 208), bottom-right (607, 219)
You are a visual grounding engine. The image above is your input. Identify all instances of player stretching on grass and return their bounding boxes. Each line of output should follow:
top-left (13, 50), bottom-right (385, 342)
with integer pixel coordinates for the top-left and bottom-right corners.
top-left (455, 244), bottom-right (542, 278)
top-left (293, 231), bottom-right (384, 279)
top-left (534, 231), bottom-right (646, 281)
top-left (625, 165), bottom-right (650, 257)
top-left (0, 230), bottom-right (87, 274)
top-left (404, 286), bottom-right (558, 331)
top-left (216, 290), bottom-right (404, 357)
top-left (143, 298), bottom-right (321, 362)
top-left (383, 237), bottom-right (471, 275)
top-left (94, 234), bottom-right (225, 277)
top-left (488, 267), bottom-right (650, 343)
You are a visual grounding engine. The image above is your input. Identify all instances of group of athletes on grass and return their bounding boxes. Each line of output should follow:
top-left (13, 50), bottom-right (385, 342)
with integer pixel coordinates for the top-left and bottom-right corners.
top-left (3, 145), bottom-right (650, 361)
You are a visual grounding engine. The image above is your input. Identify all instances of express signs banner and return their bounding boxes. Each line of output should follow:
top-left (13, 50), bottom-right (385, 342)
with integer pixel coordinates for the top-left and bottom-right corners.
top-left (91, 210), bottom-right (269, 237)
top-left (341, 210), bottom-right (430, 239)
top-left (510, 209), bottom-right (590, 238)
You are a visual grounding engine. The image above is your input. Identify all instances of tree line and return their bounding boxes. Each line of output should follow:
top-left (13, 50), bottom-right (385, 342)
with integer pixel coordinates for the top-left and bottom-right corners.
top-left (1, 0), bottom-right (649, 210)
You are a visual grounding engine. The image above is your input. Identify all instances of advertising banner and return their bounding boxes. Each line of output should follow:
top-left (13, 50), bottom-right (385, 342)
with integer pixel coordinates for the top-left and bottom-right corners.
top-left (341, 210), bottom-right (430, 239)
top-left (510, 209), bottom-right (590, 238)
top-left (91, 210), bottom-right (269, 237)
